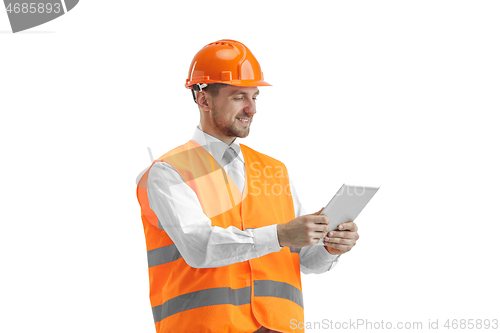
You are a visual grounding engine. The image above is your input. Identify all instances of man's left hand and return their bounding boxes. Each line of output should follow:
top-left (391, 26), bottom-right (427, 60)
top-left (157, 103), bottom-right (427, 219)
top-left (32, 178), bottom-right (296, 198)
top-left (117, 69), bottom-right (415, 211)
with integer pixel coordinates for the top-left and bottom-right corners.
top-left (323, 222), bottom-right (359, 255)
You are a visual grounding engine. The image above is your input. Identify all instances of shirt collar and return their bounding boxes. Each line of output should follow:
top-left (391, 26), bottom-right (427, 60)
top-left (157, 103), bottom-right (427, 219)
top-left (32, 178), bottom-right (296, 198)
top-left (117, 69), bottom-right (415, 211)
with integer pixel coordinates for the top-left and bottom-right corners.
top-left (192, 125), bottom-right (243, 166)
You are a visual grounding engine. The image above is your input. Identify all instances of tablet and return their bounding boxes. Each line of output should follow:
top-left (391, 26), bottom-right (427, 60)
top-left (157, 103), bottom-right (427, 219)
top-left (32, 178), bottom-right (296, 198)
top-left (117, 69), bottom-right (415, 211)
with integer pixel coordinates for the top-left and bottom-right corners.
top-left (317, 184), bottom-right (379, 245)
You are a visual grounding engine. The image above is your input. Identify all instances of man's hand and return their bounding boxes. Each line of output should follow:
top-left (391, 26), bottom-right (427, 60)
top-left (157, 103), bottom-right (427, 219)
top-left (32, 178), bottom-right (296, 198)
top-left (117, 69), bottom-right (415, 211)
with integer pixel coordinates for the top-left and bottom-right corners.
top-left (323, 221), bottom-right (359, 255)
top-left (277, 208), bottom-right (329, 248)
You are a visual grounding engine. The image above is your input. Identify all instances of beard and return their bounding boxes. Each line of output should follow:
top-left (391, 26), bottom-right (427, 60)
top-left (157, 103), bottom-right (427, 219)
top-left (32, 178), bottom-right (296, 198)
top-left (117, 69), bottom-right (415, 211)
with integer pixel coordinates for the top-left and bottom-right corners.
top-left (210, 106), bottom-right (251, 139)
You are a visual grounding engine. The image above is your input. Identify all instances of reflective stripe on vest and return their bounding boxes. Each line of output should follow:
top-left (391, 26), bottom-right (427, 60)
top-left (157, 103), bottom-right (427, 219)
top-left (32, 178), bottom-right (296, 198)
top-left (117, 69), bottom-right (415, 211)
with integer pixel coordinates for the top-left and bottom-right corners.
top-left (254, 280), bottom-right (303, 308)
top-left (151, 280), bottom-right (303, 323)
top-left (147, 243), bottom-right (182, 268)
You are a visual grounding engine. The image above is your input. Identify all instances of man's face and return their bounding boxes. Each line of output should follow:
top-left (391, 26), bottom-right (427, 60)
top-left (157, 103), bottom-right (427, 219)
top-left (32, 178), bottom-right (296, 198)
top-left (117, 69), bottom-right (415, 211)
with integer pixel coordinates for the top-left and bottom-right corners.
top-left (207, 85), bottom-right (259, 141)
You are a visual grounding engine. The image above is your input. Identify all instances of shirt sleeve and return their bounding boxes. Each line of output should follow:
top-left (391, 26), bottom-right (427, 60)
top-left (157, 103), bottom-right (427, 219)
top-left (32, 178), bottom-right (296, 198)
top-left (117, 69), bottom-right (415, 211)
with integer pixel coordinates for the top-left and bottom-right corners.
top-left (146, 161), bottom-right (282, 269)
top-left (288, 176), bottom-right (340, 274)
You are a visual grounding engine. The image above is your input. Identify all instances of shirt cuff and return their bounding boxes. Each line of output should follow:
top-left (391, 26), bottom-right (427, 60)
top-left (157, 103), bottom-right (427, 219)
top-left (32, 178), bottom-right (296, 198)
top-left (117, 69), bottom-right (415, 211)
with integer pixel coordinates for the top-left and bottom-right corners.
top-left (252, 224), bottom-right (282, 257)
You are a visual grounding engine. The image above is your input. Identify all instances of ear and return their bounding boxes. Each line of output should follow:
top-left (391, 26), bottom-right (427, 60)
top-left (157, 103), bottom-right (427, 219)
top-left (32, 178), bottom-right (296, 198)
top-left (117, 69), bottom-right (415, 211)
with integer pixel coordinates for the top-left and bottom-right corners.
top-left (197, 91), bottom-right (211, 112)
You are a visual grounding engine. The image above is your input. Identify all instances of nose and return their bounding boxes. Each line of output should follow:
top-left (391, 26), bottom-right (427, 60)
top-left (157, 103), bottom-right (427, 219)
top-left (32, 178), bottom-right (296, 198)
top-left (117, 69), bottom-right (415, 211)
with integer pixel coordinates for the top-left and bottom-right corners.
top-left (244, 98), bottom-right (257, 115)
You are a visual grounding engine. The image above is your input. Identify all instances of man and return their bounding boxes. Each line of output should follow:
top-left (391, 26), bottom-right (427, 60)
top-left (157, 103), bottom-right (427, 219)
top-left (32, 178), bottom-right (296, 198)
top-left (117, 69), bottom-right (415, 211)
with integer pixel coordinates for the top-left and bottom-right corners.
top-left (136, 39), bottom-right (359, 333)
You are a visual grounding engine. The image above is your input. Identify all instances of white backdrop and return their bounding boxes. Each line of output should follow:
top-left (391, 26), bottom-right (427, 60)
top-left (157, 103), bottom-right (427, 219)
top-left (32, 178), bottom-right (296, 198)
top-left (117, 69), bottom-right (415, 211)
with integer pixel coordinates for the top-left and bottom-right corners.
top-left (1, 1), bottom-right (499, 332)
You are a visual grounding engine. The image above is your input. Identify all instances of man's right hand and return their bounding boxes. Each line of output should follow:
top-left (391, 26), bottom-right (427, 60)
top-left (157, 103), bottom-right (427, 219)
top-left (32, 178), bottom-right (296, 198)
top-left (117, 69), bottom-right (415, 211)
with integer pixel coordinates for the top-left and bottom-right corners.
top-left (277, 208), bottom-right (329, 248)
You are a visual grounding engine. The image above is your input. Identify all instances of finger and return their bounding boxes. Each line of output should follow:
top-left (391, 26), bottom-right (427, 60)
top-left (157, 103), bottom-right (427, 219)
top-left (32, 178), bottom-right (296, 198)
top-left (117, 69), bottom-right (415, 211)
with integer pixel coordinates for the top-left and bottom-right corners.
top-left (313, 215), bottom-right (329, 225)
top-left (324, 237), bottom-right (356, 246)
top-left (326, 230), bottom-right (358, 240)
top-left (338, 221), bottom-right (357, 231)
top-left (313, 230), bottom-right (328, 239)
top-left (312, 227), bottom-right (329, 237)
top-left (324, 243), bottom-right (353, 253)
top-left (312, 234), bottom-right (326, 240)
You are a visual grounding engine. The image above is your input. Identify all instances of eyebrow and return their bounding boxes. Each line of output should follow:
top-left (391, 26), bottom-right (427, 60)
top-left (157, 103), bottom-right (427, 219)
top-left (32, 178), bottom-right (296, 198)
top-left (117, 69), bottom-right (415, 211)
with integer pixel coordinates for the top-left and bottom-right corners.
top-left (229, 90), bottom-right (260, 96)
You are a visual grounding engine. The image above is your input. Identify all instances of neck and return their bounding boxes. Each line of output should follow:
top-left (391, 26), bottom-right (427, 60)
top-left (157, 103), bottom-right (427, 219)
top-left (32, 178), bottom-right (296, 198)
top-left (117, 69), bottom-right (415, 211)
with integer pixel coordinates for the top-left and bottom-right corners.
top-left (198, 124), bottom-right (236, 145)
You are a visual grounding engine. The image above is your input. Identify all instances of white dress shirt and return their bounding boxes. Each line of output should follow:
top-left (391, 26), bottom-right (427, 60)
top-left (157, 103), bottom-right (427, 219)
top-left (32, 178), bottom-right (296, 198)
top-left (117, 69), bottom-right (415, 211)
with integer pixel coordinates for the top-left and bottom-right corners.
top-left (137, 125), bottom-right (339, 273)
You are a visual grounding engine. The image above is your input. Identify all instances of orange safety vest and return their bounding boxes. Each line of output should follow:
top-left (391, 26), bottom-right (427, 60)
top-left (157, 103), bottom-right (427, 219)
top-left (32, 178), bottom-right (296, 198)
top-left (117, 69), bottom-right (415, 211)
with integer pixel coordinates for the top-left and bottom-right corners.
top-left (137, 140), bottom-right (304, 333)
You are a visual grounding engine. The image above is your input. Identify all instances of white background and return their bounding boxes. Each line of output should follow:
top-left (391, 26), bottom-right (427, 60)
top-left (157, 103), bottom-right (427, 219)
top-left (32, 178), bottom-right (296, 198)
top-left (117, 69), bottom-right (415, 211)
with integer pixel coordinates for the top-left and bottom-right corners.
top-left (1, 1), bottom-right (499, 332)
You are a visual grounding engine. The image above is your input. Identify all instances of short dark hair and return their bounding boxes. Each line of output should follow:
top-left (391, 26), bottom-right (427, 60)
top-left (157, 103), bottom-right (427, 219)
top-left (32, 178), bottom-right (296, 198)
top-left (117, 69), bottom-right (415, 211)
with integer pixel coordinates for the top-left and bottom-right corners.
top-left (191, 83), bottom-right (227, 104)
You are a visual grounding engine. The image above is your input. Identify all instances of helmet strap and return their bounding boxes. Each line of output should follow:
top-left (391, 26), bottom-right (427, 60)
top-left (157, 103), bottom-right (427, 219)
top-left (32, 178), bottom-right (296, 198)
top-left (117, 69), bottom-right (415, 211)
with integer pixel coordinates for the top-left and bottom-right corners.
top-left (191, 83), bottom-right (208, 104)
top-left (193, 83), bottom-right (207, 92)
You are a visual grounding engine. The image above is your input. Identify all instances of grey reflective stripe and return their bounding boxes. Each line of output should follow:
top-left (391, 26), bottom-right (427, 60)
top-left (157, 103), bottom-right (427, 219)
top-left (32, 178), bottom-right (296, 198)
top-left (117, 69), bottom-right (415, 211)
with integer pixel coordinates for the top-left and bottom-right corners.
top-left (152, 286), bottom-right (251, 323)
top-left (147, 244), bottom-right (182, 268)
top-left (254, 280), bottom-right (303, 308)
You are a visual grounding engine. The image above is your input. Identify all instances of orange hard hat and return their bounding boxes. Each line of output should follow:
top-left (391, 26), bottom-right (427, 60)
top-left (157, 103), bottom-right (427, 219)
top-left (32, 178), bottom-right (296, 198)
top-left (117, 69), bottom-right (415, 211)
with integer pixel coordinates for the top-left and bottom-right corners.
top-left (185, 39), bottom-right (271, 90)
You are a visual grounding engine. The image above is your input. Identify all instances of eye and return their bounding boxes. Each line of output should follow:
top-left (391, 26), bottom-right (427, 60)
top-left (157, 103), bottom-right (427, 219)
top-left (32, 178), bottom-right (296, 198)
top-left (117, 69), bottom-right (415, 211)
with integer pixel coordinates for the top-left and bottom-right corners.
top-left (234, 97), bottom-right (243, 101)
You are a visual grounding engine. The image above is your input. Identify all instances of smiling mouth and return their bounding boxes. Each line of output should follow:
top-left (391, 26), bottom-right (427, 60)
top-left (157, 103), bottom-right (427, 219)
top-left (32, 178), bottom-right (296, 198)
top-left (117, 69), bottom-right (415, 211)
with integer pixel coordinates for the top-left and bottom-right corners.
top-left (236, 117), bottom-right (250, 124)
